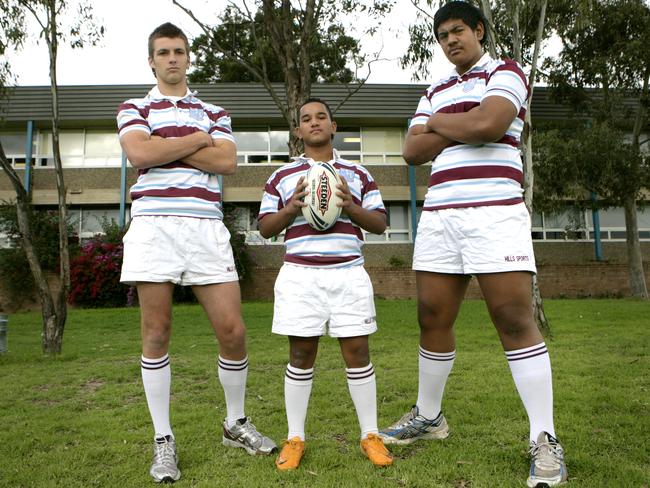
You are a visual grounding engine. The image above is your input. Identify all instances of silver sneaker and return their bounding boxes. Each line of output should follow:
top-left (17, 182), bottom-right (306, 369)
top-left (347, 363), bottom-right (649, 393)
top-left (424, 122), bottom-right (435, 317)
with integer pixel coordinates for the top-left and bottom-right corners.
top-left (527, 431), bottom-right (568, 487)
top-left (222, 417), bottom-right (277, 455)
top-left (149, 435), bottom-right (181, 483)
top-left (379, 405), bottom-right (449, 445)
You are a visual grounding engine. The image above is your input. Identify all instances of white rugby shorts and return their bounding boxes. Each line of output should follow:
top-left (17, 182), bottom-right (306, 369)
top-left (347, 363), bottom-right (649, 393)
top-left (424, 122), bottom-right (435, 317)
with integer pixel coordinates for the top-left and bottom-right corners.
top-left (272, 264), bottom-right (378, 338)
top-left (120, 215), bottom-right (239, 285)
top-left (413, 203), bottom-right (537, 275)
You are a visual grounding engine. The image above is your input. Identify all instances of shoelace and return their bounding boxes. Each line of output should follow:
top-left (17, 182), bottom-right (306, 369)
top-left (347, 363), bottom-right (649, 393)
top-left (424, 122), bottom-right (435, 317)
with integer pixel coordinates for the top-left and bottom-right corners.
top-left (236, 420), bottom-right (263, 445)
top-left (154, 441), bottom-right (176, 464)
top-left (529, 440), bottom-right (563, 459)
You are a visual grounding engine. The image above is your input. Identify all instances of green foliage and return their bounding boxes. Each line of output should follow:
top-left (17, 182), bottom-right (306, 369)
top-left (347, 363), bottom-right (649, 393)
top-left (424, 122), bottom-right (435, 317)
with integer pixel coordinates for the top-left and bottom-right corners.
top-left (189, 4), bottom-right (361, 84)
top-left (544, 0), bottom-right (650, 102)
top-left (0, 247), bottom-right (32, 306)
top-left (400, 0), bottom-right (555, 81)
top-left (0, 300), bottom-right (648, 486)
top-left (0, 204), bottom-right (79, 270)
top-left (0, 0), bottom-right (27, 94)
top-left (537, 0), bottom-right (650, 214)
top-left (533, 122), bottom-right (650, 213)
top-left (0, 204), bottom-right (79, 306)
top-left (388, 255), bottom-right (407, 267)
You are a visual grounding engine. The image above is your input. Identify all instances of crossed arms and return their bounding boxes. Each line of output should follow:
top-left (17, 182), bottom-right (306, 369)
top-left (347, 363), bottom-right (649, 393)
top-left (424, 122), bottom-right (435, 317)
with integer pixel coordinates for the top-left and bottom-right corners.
top-left (402, 95), bottom-right (518, 165)
top-left (119, 130), bottom-right (237, 175)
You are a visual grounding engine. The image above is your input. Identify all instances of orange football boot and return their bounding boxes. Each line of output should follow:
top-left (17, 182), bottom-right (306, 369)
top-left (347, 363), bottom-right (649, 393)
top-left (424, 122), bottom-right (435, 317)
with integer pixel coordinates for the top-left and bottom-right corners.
top-left (360, 433), bottom-right (393, 467)
top-left (275, 437), bottom-right (305, 471)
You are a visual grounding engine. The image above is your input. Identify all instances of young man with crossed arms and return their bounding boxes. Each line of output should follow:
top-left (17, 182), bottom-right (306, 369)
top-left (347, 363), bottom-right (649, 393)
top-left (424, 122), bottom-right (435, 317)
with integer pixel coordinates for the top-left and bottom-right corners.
top-left (117, 22), bottom-right (275, 483)
top-left (378, 3), bottom-right (567, 487)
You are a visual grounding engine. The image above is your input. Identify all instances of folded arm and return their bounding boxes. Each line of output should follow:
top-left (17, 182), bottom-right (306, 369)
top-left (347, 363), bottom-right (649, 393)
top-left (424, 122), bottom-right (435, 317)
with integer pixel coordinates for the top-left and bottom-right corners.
top-left (402, 124), bottom-right (455, 165)
top-left (180, 138), bottom-right (237, 175)
top-left (119, 130), bottom-right (213, 169)
top-left (425, 96), bottom-right (518, 145)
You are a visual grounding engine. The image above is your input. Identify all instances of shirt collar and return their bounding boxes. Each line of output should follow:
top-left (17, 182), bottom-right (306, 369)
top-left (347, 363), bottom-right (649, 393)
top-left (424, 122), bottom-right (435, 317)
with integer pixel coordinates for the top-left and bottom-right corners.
top-left (147, 85), bottom-right (196, 101)
top-left (293, 148), bottom-right (340, 164)
top-left (452, 52), bottom-right (492, 77)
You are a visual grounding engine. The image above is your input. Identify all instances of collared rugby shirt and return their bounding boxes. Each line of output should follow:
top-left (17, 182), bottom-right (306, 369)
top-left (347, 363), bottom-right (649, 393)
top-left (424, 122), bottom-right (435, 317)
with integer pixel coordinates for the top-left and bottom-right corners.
top-left (411, 53), bottom-right (529, 211)
top-left (116, 86), bottom-right (235, 219)
top-left (258, 151), bottom-right (386, 268)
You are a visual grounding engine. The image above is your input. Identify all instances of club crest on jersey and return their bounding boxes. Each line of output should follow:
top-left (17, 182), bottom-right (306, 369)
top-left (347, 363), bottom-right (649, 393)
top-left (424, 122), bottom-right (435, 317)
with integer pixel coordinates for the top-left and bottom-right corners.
top-left (462, 77), bottom-right (478, 92)
top-left (189, 107), bottom-right (204, 120)
top-left (317, 173), bottom-right (331, 216)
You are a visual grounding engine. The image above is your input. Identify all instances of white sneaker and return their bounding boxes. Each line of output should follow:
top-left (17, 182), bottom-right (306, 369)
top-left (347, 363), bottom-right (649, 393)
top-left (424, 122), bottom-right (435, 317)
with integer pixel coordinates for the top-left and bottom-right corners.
top-left (149, 435), bottom-right (180, 483)
top-left (527, 431), bottom-right (568, 487)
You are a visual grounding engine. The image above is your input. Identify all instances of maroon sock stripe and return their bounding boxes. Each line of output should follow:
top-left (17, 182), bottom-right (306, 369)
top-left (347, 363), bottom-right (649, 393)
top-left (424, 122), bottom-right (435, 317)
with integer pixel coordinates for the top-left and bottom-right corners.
top-left (505, 344), bottom-right (548, 361)
top-left (346, 364), bottom-right (375, 381)
top-left (141, 356), bottom-right (170, 370)
top-left (419, 347), bottom-right (456, 361)
top-left (218, 357), bottom-right (249, 371)
top-left (285, 366), bottom-right (314, 382)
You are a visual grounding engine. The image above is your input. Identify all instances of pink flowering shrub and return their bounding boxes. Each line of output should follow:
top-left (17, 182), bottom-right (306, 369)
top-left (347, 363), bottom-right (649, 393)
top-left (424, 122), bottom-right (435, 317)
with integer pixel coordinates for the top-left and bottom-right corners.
top-left (69, 231), bottom-right (130, 308)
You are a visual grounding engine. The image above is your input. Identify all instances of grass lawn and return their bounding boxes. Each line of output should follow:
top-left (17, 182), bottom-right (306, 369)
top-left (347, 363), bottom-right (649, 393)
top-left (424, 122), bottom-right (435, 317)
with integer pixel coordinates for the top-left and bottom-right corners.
top-left (0, 299), bottom-right (648, 487)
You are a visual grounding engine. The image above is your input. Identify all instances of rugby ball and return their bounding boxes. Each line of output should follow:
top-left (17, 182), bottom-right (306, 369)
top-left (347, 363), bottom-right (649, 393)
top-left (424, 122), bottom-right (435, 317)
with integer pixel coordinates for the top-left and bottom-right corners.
top-left (302, 161), bottom-right (343, 231)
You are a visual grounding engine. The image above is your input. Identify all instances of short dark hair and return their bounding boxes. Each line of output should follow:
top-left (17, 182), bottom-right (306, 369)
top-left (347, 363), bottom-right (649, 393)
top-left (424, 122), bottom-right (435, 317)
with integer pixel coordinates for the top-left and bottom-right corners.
top-left (148, 22), bottom-right (190, 58)
top-left (299, 97), bottom-right (334, 121)
top-left (434, 1), bottom-right (488, 46)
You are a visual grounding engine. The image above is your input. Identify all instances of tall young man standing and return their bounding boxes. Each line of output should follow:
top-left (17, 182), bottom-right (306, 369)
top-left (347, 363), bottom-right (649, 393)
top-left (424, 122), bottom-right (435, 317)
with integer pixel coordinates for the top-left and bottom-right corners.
top-left (117, 22), bottom-right (275, 483)
top-left (258, 98), bottom-right (393, 471)
top-left (378, 3), bottom-right (567, 487)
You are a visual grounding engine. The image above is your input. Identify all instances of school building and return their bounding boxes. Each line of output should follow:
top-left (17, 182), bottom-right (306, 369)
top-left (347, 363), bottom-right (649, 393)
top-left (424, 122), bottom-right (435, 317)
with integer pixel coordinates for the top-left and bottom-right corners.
top-left (0, 83), bottom-right (648, 299)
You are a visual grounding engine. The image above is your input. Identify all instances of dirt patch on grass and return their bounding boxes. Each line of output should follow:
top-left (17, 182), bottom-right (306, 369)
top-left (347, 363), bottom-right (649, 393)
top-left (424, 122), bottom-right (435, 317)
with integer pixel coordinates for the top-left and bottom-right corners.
top-left (80, 379), bottom-right (104, 393)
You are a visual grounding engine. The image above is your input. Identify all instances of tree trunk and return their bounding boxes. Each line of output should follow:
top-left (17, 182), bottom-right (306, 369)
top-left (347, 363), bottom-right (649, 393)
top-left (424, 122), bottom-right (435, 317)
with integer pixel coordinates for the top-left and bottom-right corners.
top-left (519, 0), bottom-right (550, 334)
top-left (623, 195), bottom-right (648, 298)
top-left (45, 0), bottom-right (69, 354)
top-left (0, 146), bottom-right (61, 351)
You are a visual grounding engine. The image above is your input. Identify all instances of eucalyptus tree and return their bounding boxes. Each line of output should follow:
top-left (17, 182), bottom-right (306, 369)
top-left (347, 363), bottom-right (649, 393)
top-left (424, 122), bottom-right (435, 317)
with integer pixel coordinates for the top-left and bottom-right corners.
top-left (174, 0), bottom-right (394, 155)
top-left (0, 0), bottom-right (103, 354)
top-left (539, 0), bottom-right (650, 298)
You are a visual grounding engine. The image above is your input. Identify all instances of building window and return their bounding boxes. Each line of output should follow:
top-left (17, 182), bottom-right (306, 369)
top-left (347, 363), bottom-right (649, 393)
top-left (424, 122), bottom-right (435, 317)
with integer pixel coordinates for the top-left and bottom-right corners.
top-left (530, 207), bottom-right (586, 240)
top-left (83, 131), bottom-right (123, 166)
top-left (365, 203), bottom-right (412, 242)
top-left (0, 132), bottom-right (30, 167)
top-left (361, 128), bottom-right (405, 164)
top-left (69, 207), bottom-right (126, 239)
top-left (34, 130), bottom-right (121, 168)
top-left (233, 126), bottom-right (409, 166)
top-left (532, 206), bottom-right (650, 241)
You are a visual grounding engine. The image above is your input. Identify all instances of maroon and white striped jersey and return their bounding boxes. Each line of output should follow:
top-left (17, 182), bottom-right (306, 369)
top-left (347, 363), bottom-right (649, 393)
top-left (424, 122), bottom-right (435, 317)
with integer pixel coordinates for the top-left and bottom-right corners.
top-left (259, 151), bottom-right (386, 268)
top-left (117, 86), bottom-right (235, 219)
top-left (410, 53), bottom-right (529, 211)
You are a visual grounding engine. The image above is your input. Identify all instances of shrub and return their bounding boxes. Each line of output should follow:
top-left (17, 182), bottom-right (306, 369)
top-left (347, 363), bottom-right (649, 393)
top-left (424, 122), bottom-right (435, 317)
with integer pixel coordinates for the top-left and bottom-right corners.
top-left (388, 255), bottom-right (407, 267)
top-left (0, 204), bottom-right (79, 304)
top-left (68, 218), bottom-right (129, 308)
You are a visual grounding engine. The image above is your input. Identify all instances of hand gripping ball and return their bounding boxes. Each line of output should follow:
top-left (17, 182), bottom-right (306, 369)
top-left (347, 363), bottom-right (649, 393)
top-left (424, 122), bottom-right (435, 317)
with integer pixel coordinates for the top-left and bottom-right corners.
top-left (301, 161), bottom-right (343, 231)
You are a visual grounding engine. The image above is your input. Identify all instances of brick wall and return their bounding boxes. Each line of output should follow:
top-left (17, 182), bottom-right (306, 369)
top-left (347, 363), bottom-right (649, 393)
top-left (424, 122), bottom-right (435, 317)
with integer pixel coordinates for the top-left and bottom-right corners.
top-left (241, 262), bottom-right (650, 301)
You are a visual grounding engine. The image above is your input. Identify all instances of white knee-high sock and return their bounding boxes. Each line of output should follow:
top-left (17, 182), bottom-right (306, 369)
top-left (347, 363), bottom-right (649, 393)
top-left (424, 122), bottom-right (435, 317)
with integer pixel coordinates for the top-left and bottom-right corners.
top-left (218, 356), bottom-right (248, 428)
top-left (346, 363), bottom-right (378, 440)
top-left (141, 354), bottom-right (173, 439)
top-left (416, 347), bottom-right (455, 420)
top-left (506, 343), bottom-right (555, 442)
top-left (285, 365), bottom-right (314, 441)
